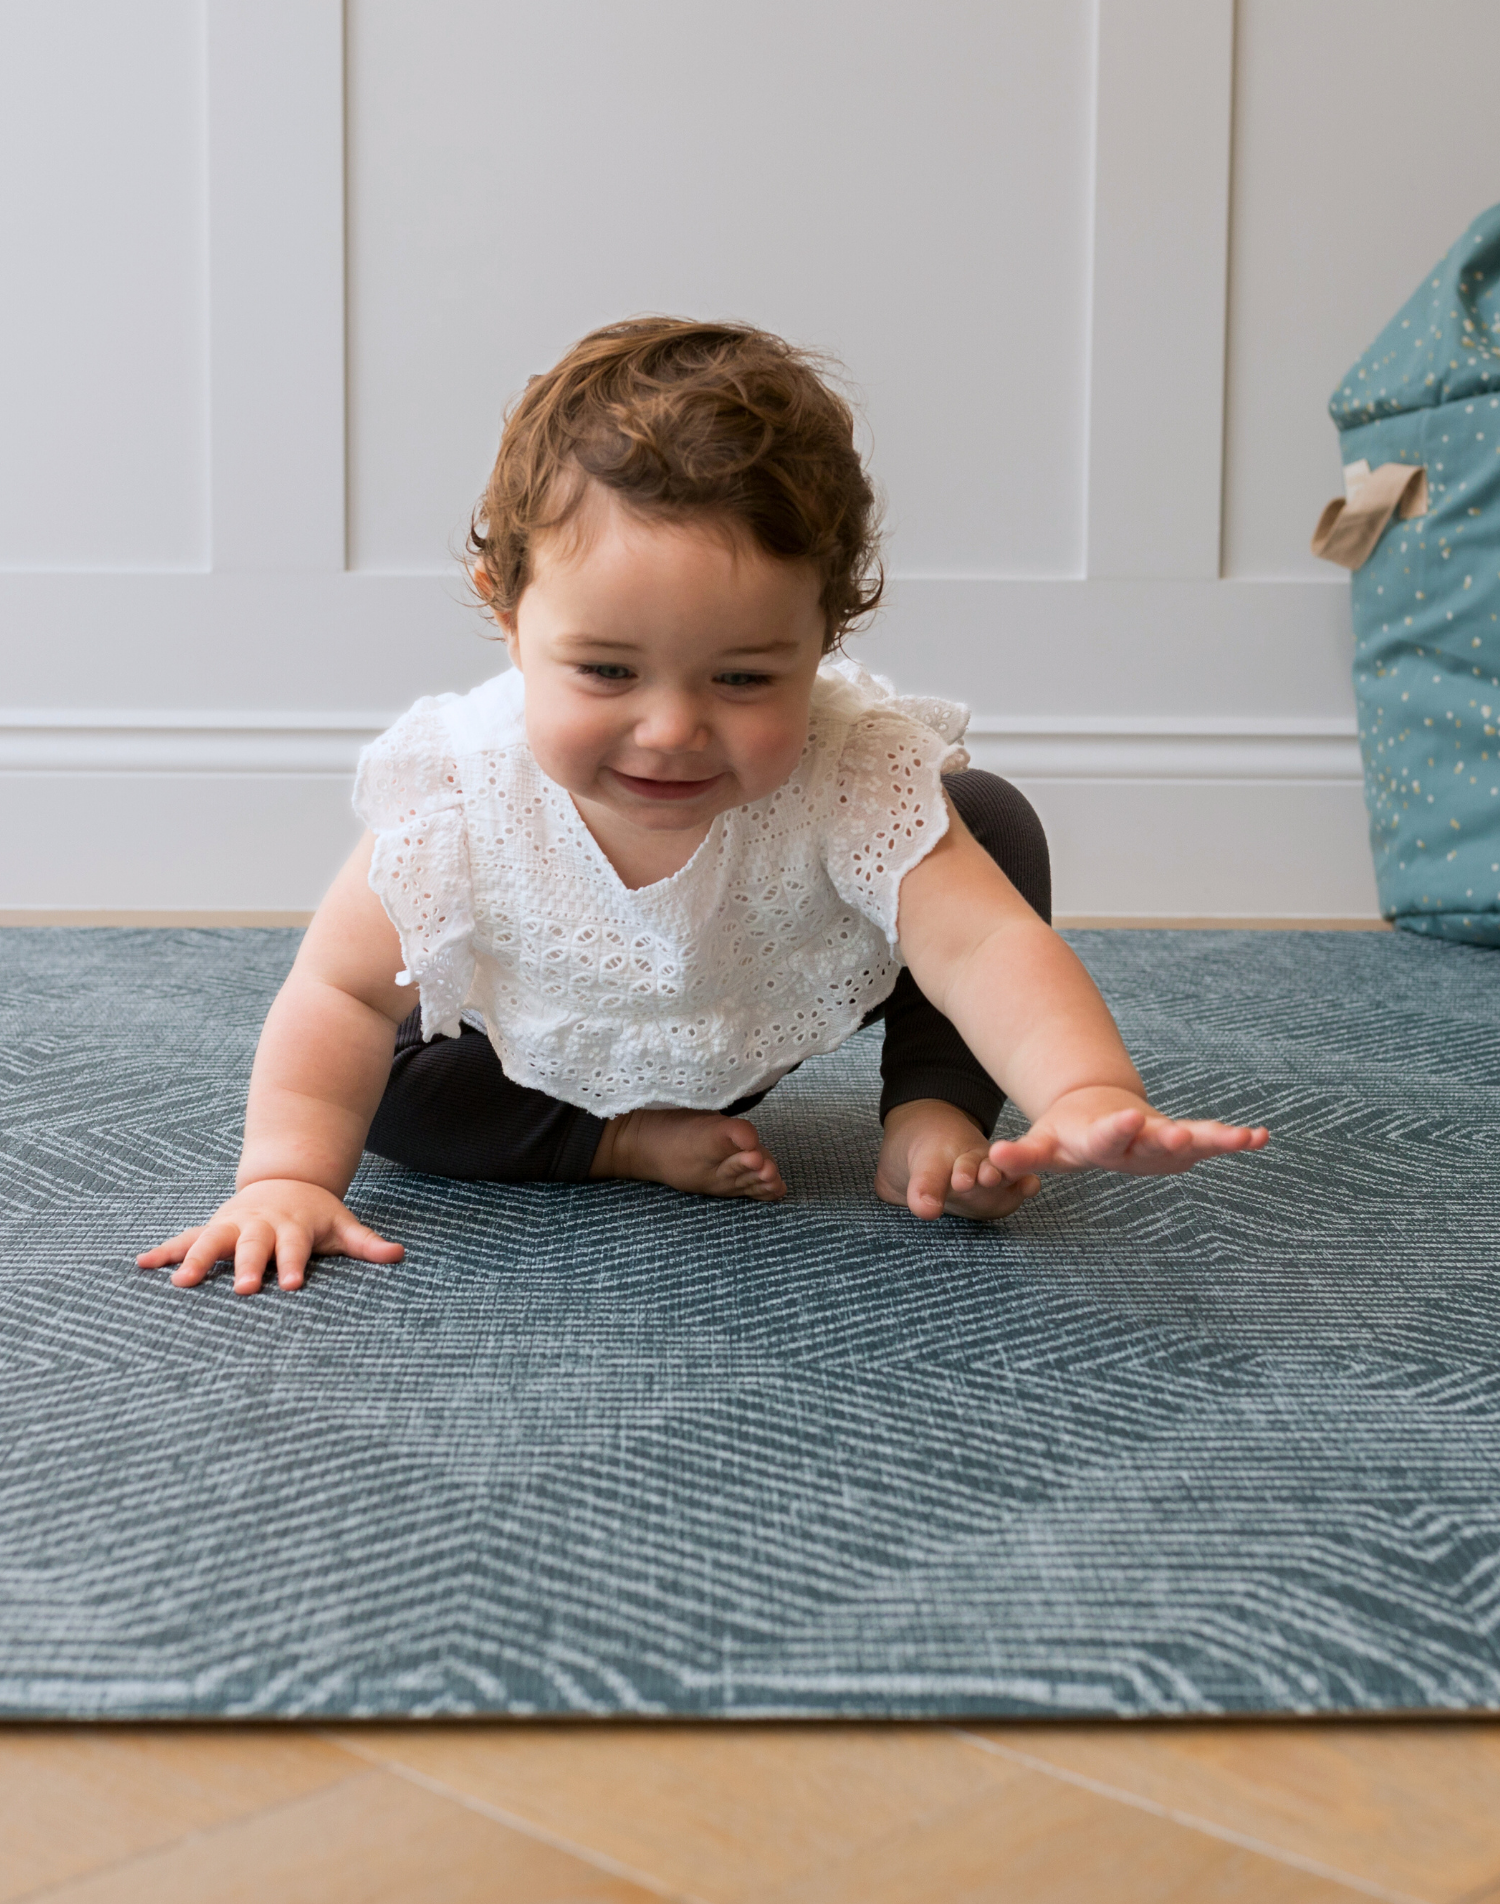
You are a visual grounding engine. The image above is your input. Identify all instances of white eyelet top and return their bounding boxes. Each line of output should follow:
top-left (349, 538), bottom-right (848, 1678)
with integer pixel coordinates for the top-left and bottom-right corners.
top-left (352, 658), bottom-right (969, 1117)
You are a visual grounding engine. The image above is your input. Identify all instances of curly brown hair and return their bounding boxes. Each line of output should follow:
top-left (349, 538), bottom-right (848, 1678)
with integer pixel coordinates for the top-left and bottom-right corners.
top-left (467, 317), bottom-right (883, 650)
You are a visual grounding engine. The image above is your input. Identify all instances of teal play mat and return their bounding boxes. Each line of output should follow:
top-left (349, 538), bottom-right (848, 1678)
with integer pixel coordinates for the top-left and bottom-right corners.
top-left (1331, 201), bottom-right (1500, 945)
top-left (2, 927), bottom-right (1498, 1719)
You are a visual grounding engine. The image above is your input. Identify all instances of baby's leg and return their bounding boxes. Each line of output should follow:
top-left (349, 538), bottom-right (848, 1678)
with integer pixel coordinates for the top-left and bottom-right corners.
top-left (367, 1016), bottom-right (784, 1199)
top-left (367, 1016), bottom-right (606, 1181)
top-left (871, 770), bottom-right (1052, 1219)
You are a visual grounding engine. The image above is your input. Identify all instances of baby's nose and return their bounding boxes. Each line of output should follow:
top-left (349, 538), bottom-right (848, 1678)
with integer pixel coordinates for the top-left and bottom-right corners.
top-left (635, 693), bottom-right (709, 752)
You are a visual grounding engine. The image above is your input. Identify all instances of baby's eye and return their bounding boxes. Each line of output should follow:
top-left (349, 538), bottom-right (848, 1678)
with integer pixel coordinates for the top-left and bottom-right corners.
top-left (577, 664), bottom-right (635, 682)
top-left (716, 671), bottom-right (773, 688)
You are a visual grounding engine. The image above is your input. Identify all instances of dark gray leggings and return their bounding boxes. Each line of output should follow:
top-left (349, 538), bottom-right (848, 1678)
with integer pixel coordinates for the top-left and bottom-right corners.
top-left (365, 769), bottom-right (1050, 1183)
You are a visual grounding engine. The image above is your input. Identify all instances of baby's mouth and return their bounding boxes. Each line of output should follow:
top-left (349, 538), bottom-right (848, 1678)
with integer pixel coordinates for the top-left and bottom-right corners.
top-left (608, 767), bottom-right (724, 802)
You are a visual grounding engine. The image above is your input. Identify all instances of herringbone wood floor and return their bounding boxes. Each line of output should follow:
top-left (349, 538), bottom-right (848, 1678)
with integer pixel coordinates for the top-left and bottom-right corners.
top-left (3, 1720), bottom-right (1499, 1900)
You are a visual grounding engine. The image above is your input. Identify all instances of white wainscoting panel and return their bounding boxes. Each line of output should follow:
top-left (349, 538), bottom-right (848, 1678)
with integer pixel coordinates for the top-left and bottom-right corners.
top-left (1, 571), bottom-right (1356, 715)
top-left (997, 776), bottom-right (1380, 918)
top-left (207, 0), bottom-right (346, 571)
top-left (1084, 0), bottom-right (1234, 578)
top-left (6, 0), bottom-right (1479, 918)
top-left (4, 773), bottom-right (365, 912)
top-left (0, 1), bottom-right (209, 570)
top-left (861, 576), bottom-right (1356, 716)
top-left (345, 0), bottom-right (1095, 578)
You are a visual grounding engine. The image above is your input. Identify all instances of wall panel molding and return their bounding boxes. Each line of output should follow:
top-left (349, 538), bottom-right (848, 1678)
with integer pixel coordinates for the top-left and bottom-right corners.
top-left (1084, 0), bottom-right (1235, 578)
top-left (0, 571), bottom-right (1356, 718)
top-left (2, 2), bottom-right (1394, 918)
top-left (206, 0), bottom-right (345, 570)
top-left (0, 711), bottom-right (382, 776)
top-left (0, 707), bottom-right (1361, 785)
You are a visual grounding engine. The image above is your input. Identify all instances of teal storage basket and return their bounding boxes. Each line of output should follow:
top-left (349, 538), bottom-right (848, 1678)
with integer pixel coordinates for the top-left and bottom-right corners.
top-left (1324, 202), bottom-right (1500, 946)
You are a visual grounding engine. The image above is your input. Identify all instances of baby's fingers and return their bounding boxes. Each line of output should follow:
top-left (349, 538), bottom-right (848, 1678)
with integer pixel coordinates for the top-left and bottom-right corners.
top-left (231, 1219), bottom-right (281, 1297)
top-left (1074, 1106), bottom-right (1153, 1167)
top-left (136, 1226), bottom-right (204, 1270)
top-left (1120, 1116), bottom-right (1270, 1175)
top-left (234, 1217), bottom-right (323, 1296)
top-left (1150, 1118), bottom-right (1269, 1162)
top-left (1198, 1119), bottom-right (1270, 1152)
top-left (331, 1217), bottom-right (405, 1266)
top-left (166, 1221), bottom-right (241, 1287)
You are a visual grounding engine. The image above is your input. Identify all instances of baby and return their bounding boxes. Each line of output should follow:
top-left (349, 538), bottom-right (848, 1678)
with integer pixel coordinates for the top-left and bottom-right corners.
top-left (141, 318), bottom-right (1268, 1296)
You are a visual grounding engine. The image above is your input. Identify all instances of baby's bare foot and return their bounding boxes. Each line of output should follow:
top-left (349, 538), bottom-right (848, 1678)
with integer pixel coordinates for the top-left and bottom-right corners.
top-left (591, 1108), bottom-right (787, 1201)
top-left (875, 1098), bottom-right (1040, 1222)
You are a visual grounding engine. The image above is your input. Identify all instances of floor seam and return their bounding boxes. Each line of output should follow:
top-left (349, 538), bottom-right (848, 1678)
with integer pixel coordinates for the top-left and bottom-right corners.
top-left (945, 1728), bottom-right (1429, 1904)
top-left (8, 1763), bottom-right (372, 1904)
top-left (318, 1731), bottom-right (707, 1904)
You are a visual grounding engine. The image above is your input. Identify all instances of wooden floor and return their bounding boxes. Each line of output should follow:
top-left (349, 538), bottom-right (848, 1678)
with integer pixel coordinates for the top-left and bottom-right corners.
top-left (4, 1718), bottom-right (1499, 1901)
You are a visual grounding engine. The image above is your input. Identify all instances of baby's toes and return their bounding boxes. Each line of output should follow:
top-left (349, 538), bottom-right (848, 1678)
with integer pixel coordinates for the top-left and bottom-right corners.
top-left (719, 1116), bottom-right (766, 1156)
top-left (743, 1152), bottom-right (787, 1199)
top-left (905, 1169), bottom-right (952, 1220)
top-left (949, 1148), bottom-right (989, 1194)
top-left (714, 1148), bottom-right (785, 1200)
top-left (944, 1172), bottom-right (1040, 1222)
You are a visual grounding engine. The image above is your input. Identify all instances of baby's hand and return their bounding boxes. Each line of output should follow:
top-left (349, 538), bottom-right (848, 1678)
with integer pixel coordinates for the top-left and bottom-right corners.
top-left (136, 1180), bottom-right (404, 1296)
top-left (987, 1086), bottom-right (1268, 1184)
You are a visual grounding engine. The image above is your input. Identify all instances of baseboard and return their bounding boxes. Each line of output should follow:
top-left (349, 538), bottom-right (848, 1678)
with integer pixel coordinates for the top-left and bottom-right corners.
top-left (0, 910), bottom-right (316, 928)
top-left (0, 910), bottom-right (1389, 931)
top-left (0, 705), bottom-right (1381, 915)
top-left (0, 772), bottom-right (366, 910)
top-left (0, 707), bottom-right (1361, 780)
top-left (1057, 914), bottom-right (1390, 930)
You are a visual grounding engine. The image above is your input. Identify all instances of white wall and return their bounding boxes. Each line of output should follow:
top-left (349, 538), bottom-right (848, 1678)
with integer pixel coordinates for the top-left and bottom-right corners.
top-left (4, 0), bottom-right (1496, 914)
top-left (0, 3), bottom-right (208, 570)
top-left (346, 0), bottom-right (1093, 579)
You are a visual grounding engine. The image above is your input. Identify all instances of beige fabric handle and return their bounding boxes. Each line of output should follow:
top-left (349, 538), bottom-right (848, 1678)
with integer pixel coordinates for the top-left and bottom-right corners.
top-left (1311, 459), bottom-right (1429, 570)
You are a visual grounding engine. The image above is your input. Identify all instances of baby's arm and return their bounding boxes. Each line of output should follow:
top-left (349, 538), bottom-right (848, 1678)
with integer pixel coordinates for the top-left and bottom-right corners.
top-left (896, 800), bottom-right (1268, 1186)
top-left (136, 833), bottom-right (414, 1294)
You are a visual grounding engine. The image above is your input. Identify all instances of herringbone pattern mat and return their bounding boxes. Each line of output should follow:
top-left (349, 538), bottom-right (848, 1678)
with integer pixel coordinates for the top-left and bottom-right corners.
top-left (2, 928), bottom-right (1497, 1719)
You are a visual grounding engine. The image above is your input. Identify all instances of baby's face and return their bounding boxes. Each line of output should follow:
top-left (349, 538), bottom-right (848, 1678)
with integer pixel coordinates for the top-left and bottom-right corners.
top-left (502, 487), bottom-right (827, 838)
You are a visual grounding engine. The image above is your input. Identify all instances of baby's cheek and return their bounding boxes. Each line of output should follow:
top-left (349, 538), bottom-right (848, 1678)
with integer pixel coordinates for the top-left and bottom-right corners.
top-left (731, 710), bottom-right (809, 795)
top-left (525, 704), bottom-right (614, 791)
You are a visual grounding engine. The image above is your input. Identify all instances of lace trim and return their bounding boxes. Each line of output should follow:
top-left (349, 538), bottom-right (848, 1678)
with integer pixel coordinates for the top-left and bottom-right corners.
top-left (826, 707), bottom-right (955, 945)
top-left (355, 701), bottom-right (476, 1039)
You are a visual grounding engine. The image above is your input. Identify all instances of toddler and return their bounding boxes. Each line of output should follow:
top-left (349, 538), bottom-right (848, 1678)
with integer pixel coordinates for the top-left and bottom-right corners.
top-left (141, 319), bottom-right (1268, 1296)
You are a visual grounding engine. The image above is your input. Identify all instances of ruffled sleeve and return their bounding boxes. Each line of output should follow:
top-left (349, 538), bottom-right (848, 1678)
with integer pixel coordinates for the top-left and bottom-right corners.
top-left (352, 696), bottom-right (476, 1040)
top-left (818, 662), bottom-right (971, 949)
